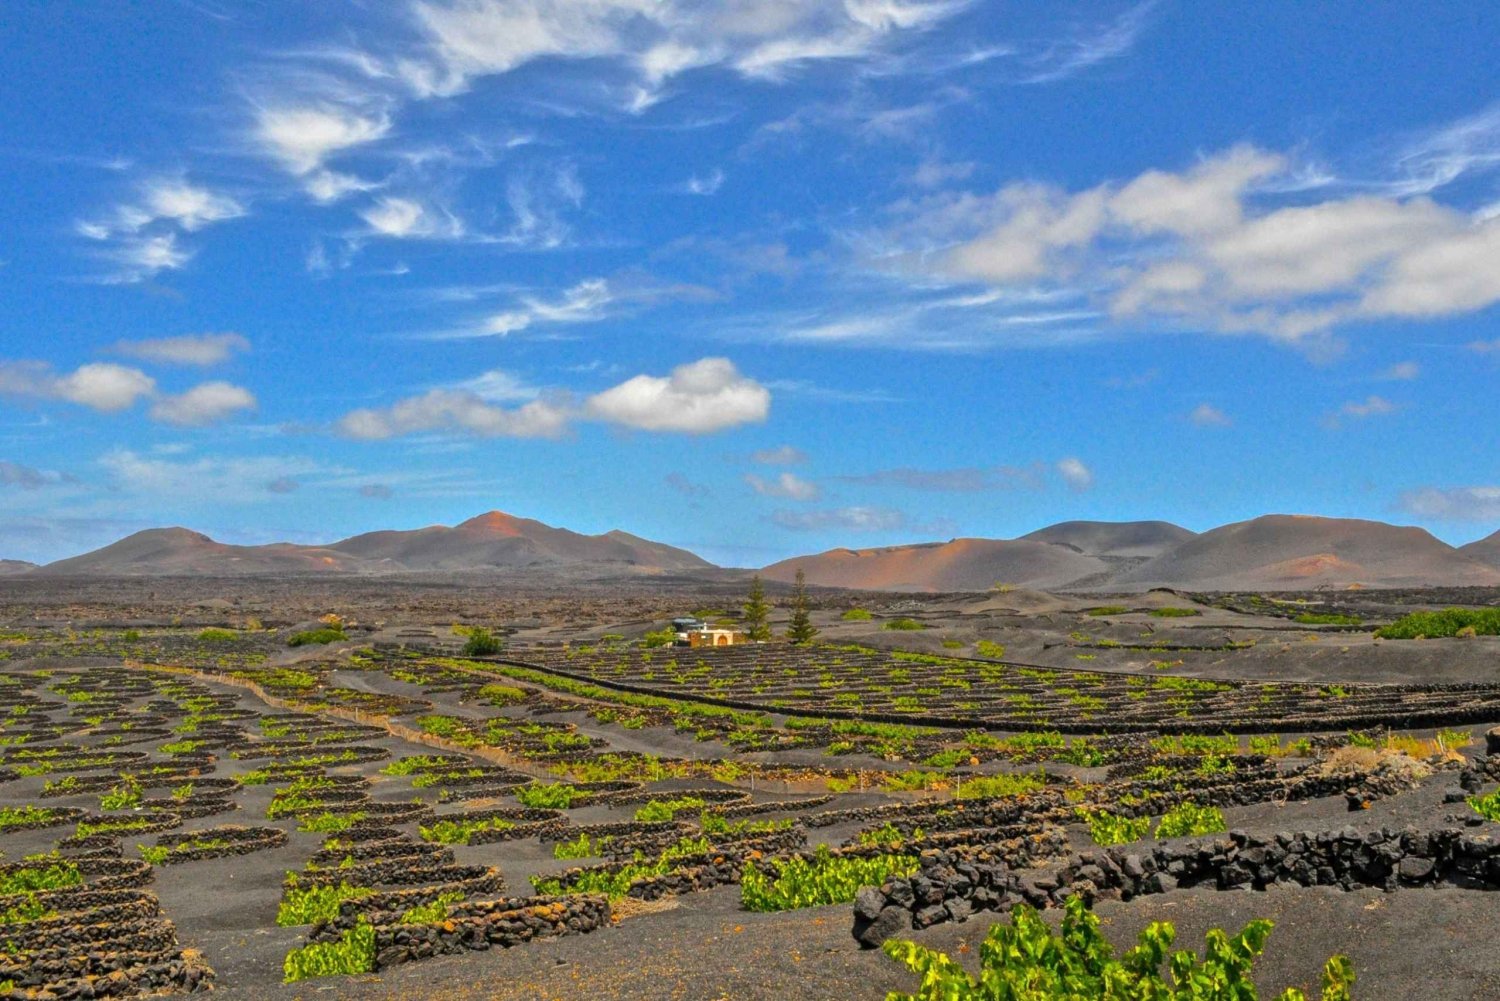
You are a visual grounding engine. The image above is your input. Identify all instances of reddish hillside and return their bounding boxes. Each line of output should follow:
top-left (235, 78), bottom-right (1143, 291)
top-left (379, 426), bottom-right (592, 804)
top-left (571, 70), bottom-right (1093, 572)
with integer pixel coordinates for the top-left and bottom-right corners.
top-left (763, 538), bottom-right (1108, 592)
top-left (1113, 515), bottom-right (1500, 590)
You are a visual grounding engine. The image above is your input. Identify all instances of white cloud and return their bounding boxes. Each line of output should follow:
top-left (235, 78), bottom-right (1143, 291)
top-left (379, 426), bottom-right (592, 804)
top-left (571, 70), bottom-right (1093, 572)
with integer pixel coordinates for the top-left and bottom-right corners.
top-left (149, 382), bottom-right (258, 427)
top-left (104, 233), bottom-right (193, 283)
top-left (99, 449), bottom-right (334, 502)
top-left (0, 361), bottom-right (158, 413)
top-left (678, 169), bottom-right (725, 196)
top-left (480, 279), bottom-right (613, 336)
top-left (338, 390), bottom-right (569, 440)
top-left (745, 471), bottom-right (820, 501)
top-left (1339, 395), bottom-right (1397, 419)
top-left (586, 357), bottom-right (770, 433)
top-left (1398, 486), bottom-right (1500, 522)
top-left (255, 105), bottom-right (391, 175)
top-left (1056, 457), bottom-right (1093, 491)
top-left (1381, 361), bottom-right (1421, 381)
top-left (1022, 1), bottom-right (1156, 84)
top-left (0, 461), bottom-right (69, 490)
top-left (1189, 403), bottom-right (1231, 427)
top-left (111, 333), bottom-right (250, 367)
top-left (883, 141), bottom-right (1500, 345)
top-left (751, 445), bottom-right (808, 466)
top-left (304, 169), bottom-right (378, 203)
top-left (359, 196), bottom-right (463, 239)
top-left (80, 180), bottom-right (244, 241)
top-left (398, 0), bottom-right (968, 100)
top-left (771, 505), bottom-right (949, 533)
top-left (453, 369), bottom-right (540, 403)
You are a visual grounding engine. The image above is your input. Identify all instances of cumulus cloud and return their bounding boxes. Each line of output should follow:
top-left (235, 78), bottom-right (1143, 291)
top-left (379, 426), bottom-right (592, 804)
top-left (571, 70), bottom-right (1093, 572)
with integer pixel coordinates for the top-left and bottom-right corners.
top-left (338, 389), bottom-right (569, 440)
top-left (0, 361), bottom-right (157, 413)
top-left (1398, 486), bottom-right (1500, 522)
top-left (745, 471), bottom-right (820, 501)
top-left (149, 382), bottom-right (258, 427)
top-left (586, 358), bottom-right (770, 433)
top-left (751, 445), bottom-right (809, 466)
top-left (1056, 457), bottom-right (1094, 491)
top-left (883, 141), bottom-right (1500, 344)
top-left (1189, 403), bottom-right (1231, 427)
top-left (111, 333), bottom-right (250, 367)
top-left (339, 358), bottom-right (770, 440)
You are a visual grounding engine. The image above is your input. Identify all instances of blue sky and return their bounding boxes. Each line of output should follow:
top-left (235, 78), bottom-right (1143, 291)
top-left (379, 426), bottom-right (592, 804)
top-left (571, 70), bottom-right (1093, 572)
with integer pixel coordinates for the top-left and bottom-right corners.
top-left (3, 1), bottom-right (1500, 566)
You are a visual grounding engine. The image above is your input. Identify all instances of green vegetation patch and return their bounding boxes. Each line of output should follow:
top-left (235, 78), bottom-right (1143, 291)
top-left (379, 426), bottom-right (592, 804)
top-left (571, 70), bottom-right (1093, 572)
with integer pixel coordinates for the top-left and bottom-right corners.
top-left (1376, 608), bottom-right (1500, 639)
top-left (741, 845), bottom-right (918, 912)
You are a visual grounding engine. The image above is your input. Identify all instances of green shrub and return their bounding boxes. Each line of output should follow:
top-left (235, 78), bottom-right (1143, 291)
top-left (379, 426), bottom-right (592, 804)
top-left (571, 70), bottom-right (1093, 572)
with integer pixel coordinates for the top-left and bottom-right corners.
top-left (956, 771), bottom-right (1046, 800)
top-left (197, 627), bottom-right (240, 643)
top-left (419, 817), bottom-right (515, 845)
top-left (641, 627), bottom-right (676, 648)
top-left (741, 845), bottom-right (917, 912)
top-left (552, 832), bottom-right (602, 859)
top-left (282, 920), bottom-right (374, 982)
top-left (297, 811), bottom-right (366, 833)
top-left (841, 608), bottom-right (874, 621)
top-left (400, 891), bottom-right (465, 924)
top-left (0, 895), bottom-right (57, 925)
top-left (1375, 607), bottom-right (1500, 639)
top-left (99, 777), bottom-right (143, 811)
top-left (1468, 789), bottom-right (1500, 822)
top-left (515, 783), bottom-right (582, 809)
top-left (1078, 808), bottom-right (1151, 846)
top-left (1155, 801), bottom-right (1228, 839)
top-left (974, 640), bottom-right (1006, 659)
top-left (0, 805), bottom-right (61, 831)
top-left (1295, 613), bottom-right (1363, 626)
top-left (461, 628), bottom-right (504, 657)
top-left (277, 881), bottom-right (376, 926)
top-left (287, 628), bottom-right (347, 647)
top-left (0, 860), bottom-right (82, 895)
top-left (883, 895), bottom-right (1354, 1001)
top-left (1085, 606), bottom-right (1128, 617)
top-left (1150, 607), bottom-right (1201, 618)
top-left (634, 796), bottom-right (707, 822)
top-left (475, 683), bottom-right (526, 706)
top-left (883, 618), bottom-right (927, 631)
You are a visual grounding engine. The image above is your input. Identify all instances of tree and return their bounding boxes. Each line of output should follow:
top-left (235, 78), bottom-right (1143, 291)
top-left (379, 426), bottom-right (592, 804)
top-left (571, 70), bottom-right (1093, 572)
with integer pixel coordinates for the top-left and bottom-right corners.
top-left (786, 569), bottom-right (818, 644)
top-left (743, 575), bottom-right (772, 642)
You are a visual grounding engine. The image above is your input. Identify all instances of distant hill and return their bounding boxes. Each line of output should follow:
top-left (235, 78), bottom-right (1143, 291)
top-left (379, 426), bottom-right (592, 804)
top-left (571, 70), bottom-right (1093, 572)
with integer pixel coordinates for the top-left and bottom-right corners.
top-left (1020, 520), bottom-right (1197, 558)
top-left (0, 560), bottom-right (37, 576)
top-left (762, 538), bottom-right (1109, 592)
top-left (31, 513), bottom-right (712, 577)
top-left (1459, 529), bottom-right (1500, 571)
top-left (328, 511), bottom-right (712, 573)
top-left (1113, 515), bottom-right (1500, 590)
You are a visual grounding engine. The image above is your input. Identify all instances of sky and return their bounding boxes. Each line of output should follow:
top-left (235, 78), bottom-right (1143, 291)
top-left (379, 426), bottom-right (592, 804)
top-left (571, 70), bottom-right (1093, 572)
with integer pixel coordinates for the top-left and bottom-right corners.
top-left (3, 1), bottom-right (1500, 567)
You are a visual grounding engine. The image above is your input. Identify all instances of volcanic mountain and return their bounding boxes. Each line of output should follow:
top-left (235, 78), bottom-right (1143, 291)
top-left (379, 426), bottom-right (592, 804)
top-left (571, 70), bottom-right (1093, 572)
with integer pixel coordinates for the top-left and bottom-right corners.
top-left (31, 513), bottom-right (712, 577)
top-left (327, 511), bottom-right (712, 573)
top-left (0, 560), bottom-right (38, 576)
top-left (1112, 515), bottom-right (1500, 590)
top-left (762, 538), bottom-right (1110, 593)
top-left (1019, 520), bottom-right (1197, 558)
top-left (1458, 529), bottom-right (1500, 571)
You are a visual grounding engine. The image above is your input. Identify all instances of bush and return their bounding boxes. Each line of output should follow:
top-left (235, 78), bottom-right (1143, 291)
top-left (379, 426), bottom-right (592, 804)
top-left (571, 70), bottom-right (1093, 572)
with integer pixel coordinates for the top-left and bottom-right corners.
top-left (883, 896), bottom-right (1354, 1001)
top-left (1085, 606), bottom-right (1128, 616)
top-left (283, 920), bottom-right (374, 982)
top-left (461, 628), bottom-right (504, 657)
top-left (515, 783), bottom-right (581, 809)
top-left (1295, 613), bottom-right (1363, 626)
top-left (641, 627), bottom-right (677, 648)
top-left (419, 816), bottom-right (515, 845)
top-left (1078, 808), bottom-right (1151, 846)
top-left (842, 608), bottom-right (874, 621)
top-left (634, 796), bottom-right (707, 822)
top-left (883, 618), bottom-right (927, 631)
top-left (0, 860), bottom-right (82, 895)
top-left (956, 771), bottom-right (1046, 800)
top-left (198, 628), bottom-right (240, 643)
top-left (288, 628), bottom-right (346, 647)
top-left (741, 845), bottom-right (918, 912)
top-left (1468, 789), bottom-right (1500, 822)
top-left (277, 881), bottom-right (376, 926)
top-left (1150, 607), bottom-right (1201, 618)
top-left (1155, 801), bottom-right (1228, 839)
top-left (974, 640), bottom-right (1006, 659)
top-left (1375, 608), bottom-right (1500, 639)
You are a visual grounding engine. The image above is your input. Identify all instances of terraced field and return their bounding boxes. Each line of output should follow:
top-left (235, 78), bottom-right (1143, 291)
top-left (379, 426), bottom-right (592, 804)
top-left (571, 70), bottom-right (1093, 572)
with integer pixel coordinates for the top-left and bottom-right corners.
top-left (1, 620), bottom-right (1499, 999)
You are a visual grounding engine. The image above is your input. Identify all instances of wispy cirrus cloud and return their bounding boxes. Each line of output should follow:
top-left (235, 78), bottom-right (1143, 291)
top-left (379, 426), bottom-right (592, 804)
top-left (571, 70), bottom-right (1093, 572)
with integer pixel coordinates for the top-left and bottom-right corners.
top-left (838, 465), bottom-right (1044, 492)
top-left (770, 505), bottom-right (954, 535)
top-left (1397, 486), bottom-right (1500, 522)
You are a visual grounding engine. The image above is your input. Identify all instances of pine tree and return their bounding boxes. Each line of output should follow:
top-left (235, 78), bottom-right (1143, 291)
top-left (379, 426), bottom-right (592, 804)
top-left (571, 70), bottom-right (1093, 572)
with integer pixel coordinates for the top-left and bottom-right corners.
top-left (786, 569), bottom-right (818, 644)
top-left (743, 574), bottom-right (772, 642)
